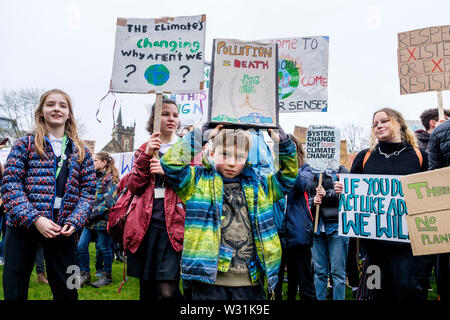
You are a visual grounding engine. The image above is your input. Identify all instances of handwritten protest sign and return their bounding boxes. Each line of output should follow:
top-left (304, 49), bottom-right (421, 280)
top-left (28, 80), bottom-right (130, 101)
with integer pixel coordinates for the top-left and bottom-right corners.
top-left (110, 15), bottom-right (206, 93)
top-left (209, 39), bottom-right (278, 129)
top-left (265, 36), bottom-right (329, 112)
top-left (398, 25), bottom-right (450, 95)
top-left (111, 152), bottom-right (134, 179)
top-left (306, 125), bottom-right (340, 172)
top-left (169, 62), bottom-right (210, 126)
top-left (338, 173), bottom-right (410, 243)
top-left (401, 167), bottom-right (450, 255)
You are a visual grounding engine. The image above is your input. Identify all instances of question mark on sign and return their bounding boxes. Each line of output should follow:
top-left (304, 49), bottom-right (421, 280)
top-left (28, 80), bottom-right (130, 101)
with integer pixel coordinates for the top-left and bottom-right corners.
top-left (179, 65), bottom-right (190, 83)
top-left (124, 64), bottom-right (137, 83)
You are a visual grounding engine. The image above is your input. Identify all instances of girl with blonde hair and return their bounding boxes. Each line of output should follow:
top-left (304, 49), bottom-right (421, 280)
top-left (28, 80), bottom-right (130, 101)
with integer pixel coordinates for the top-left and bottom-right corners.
top-left (1, 89), bottom-right (96, 300)
top-left (334, 107), bottom-right (432, 300)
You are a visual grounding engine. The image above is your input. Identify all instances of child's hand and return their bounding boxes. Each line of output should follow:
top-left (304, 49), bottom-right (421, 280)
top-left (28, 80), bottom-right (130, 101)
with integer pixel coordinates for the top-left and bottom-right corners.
top-left (150, 158), bottom-right (165, 175)
top-left (316, 186), bottom-right (326, 197)
top-left (268, 127), bottom-right (287, 143)
top-left (145, 132), bottom-right (162, 155)
top-left (334, 182), bottom-right (344, 194)
top-left (313, 195), bottom-right (322, 205)
top-left (33, 216), bottom-right (61, 238)
top-left (202, 124), bottom-right (223, 141)
top-left (60, 224), bottom-right (75, 237)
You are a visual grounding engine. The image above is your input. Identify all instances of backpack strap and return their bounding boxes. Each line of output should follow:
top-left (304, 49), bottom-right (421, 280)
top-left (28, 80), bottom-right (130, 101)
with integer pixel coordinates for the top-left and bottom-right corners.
top-left (362, 147), bottom-right (423, 170)
top-left (413, 147), bottom-right (423, 168)
top-left (362, 149), bottom-right (372, 170)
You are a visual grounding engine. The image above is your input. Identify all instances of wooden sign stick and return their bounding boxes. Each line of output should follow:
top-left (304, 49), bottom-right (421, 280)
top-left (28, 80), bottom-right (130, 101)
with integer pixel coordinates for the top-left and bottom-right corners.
top-left (152, 93), bottom-right (163, 159)
top-left (313, 172), bottom-right (323, 233)
top-left (437, 91), bottom-right (444, 121)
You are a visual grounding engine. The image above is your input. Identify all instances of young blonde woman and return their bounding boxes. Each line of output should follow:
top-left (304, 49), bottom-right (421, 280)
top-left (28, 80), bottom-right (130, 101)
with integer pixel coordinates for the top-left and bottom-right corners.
top-left (1, 89), bottom-right (96, 300)
top-left (334, 107), bottom-right (432, 300)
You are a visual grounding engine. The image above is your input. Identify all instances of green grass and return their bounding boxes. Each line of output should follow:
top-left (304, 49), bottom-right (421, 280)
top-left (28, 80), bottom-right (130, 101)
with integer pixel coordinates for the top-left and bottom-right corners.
top-left (0, 243), bottom-right (440, 300)
top-left (0, 243), bottom-right (140, 300)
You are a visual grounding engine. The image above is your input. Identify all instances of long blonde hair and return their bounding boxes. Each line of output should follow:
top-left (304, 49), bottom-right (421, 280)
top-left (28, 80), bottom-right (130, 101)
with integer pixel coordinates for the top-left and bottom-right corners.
top-left (33, 89), bottom-right (86, 164)
top-left (369, 107), bottom-right (417, 149)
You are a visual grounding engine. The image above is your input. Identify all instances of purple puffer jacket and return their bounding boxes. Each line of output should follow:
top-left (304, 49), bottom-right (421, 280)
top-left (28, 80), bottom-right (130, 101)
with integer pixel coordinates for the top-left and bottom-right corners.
top-left (1, 134), bottom-right (96, 231)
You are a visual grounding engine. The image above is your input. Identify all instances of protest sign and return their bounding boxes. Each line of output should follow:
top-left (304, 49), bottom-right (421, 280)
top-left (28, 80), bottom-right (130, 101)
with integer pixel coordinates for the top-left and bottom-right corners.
top-left (111, 152), bottom-right (135, 179)
top-left (406, 120), bottom-right (424, 133)
top-left (306, 125), bottom-right (340, 172)
top-left (169, 62), bottom-right (210, 126)
top-left (293, 126), bottom-right (307, 144)
top-left (0, 147), bottom-right (11, 165)
top-left (401, 166), bottom-right (450, 255)
top-left (110, 15), bottom-right (206, 94)
top-left (265, 36), bottom-right (329, 112)
top-left (338, 173), bottom-right (410, 243)
top-left (398, 25), bottom-right (450, 95)
top-left (340, 140), bottom-right (350, 170)
top-left (209, 39), bottom-right (278, 129)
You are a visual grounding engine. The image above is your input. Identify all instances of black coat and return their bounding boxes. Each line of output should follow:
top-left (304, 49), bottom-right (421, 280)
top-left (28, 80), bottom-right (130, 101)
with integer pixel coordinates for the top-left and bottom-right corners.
top-left (428, 119), bottom-right (450, 170)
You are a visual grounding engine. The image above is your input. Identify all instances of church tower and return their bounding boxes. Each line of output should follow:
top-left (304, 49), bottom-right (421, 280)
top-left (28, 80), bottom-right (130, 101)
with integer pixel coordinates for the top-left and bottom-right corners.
top-left (101, 107), bottom-right (136, 153)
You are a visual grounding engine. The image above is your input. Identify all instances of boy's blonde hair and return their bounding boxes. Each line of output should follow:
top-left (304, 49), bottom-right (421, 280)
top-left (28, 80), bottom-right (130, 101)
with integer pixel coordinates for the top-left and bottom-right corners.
top-left (211, 128), bottom-right (252, 154)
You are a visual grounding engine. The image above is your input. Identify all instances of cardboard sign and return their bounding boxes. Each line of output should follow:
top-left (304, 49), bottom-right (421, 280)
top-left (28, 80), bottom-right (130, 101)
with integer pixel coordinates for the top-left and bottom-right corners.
top-left (111, 152), bottom-right (135, 179)
top-left (293, 125), bottom-right (307, 144)
top-left (401, 167), bottom-right (450, 255)
top-left (398, 25), bottom-right (450, 95)
top-left (209, 38), bottom-right (278, 129)
top-left (340, 140), bottom-right (350, 169)
top-left (338, 173), bottom-right (410, 243)
top-left (110, 15), bottom-right (206, 93)
top-left (169, 62), bottom-right (210, 126)
top-left (306, 125), bottom-right (340, 172)
top-left (266, 36), bottom-right (329, 112)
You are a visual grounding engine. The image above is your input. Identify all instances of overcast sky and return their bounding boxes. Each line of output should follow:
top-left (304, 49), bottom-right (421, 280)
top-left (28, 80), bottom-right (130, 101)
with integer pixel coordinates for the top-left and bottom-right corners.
top-left (0, 0), bottom-right (448, 152)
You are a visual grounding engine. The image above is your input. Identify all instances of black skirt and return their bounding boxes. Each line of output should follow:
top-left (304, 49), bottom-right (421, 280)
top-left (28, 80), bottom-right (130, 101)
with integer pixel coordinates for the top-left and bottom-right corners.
top-left (126, 226), bottom-right (181, 281)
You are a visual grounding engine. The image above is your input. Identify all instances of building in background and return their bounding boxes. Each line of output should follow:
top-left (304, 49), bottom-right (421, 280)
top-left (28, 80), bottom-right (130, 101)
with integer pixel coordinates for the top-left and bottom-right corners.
top-left (101, 108), bottom-right (136, 153)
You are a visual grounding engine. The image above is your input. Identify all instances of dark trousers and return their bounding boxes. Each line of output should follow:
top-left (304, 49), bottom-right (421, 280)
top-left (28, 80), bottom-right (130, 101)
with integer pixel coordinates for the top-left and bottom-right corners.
top-left (366, 244), bottom-right (433, 301)
top-left (191, 280), bottom-right (266, 300)
top-left (437, 253), bottom-right (450, 300)
top-left (274, 247), bottom-right (288, 300)
top-left (285, 246), bottom-right (316, 300)
top-left (346, 238), bottom-right (360, 288)
top-left (3, 226), bottom-right (78, 301)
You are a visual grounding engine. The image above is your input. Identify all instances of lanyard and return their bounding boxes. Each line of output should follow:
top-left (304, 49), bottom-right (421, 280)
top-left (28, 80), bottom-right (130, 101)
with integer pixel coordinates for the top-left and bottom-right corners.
top-left (55, 135), bottom-right (68, 180)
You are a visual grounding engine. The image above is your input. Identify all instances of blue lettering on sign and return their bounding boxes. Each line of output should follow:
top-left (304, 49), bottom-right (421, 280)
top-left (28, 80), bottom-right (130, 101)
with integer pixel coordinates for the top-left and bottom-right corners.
top-left (121, 154), bottom-right (134, 176)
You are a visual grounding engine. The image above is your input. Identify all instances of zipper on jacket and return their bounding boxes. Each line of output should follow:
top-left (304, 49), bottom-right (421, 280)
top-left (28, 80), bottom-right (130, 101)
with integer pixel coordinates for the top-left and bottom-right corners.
top-left (45, 136), bottom-right (71, 222)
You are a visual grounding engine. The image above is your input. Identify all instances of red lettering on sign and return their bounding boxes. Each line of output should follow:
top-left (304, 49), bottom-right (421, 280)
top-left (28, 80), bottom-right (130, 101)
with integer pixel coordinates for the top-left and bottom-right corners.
top-left (432, 58), bottom-right (443, 72)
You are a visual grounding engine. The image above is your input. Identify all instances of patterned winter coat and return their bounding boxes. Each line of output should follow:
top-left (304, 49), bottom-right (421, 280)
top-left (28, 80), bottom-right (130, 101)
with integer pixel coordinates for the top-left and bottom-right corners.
top-left (1, 134), bottom-right (96, 231)
top-left (86, 172), bottom-right (118, 231)
top-left (161, 129), bottom-right (298, 292)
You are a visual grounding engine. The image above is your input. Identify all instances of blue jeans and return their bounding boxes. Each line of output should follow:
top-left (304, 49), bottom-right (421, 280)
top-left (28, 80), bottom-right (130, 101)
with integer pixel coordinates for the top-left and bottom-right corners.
top-left (77, 228), bottom-right (113, 273)
top-left (311, 231), bottom-right (349, 300)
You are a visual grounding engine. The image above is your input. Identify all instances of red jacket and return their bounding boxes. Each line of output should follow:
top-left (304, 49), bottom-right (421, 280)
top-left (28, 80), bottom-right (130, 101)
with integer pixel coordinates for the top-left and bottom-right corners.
top-left (123, 143), bottom-right (185, 253)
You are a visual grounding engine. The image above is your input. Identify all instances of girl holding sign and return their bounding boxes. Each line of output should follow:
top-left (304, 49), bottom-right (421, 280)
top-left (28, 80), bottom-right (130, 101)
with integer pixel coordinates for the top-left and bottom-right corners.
top-left (334, 107), bottom-right (432, 301)
top-left (1, 89), bottom-right (96, 300)
top-left (124, 98), bottom-right (186, 300)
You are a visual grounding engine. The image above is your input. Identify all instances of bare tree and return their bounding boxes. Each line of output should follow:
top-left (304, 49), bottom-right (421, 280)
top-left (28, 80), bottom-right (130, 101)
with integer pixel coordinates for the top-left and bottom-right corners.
top-left (0, 88), bottom-right (88, 142)
top-left (341, 123), bottom-right (371, 153)
top-left (0, 88), bottom-right (44, 141)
